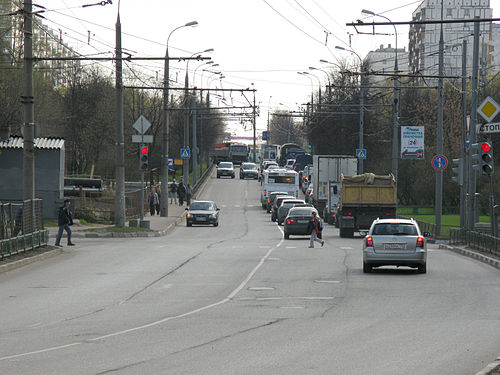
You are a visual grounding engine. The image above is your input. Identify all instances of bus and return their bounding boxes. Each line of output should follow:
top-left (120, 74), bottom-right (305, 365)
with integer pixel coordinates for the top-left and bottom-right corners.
top-left (278, 143), bottom-right (304, 166)
top-left (260, 169), bottom-right (300, 208)
top-left (261, 144), bottom-right (281, 163)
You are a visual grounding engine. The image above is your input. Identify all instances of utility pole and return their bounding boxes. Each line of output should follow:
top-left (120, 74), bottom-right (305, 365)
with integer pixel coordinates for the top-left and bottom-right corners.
top-left (252, 85), bottom-right (257, 163)
top-left (192, 92), bottom-right (197, 186)
top-left (435, 0), bottom-right (444, 237)
top-left (183, 72), bottom-right (190, 183)
top-left (461, 40), bottom-right (467, 228)
top-left (114, 11), bottom-right (125, 227)
top-left (469, 17), bottom-right (481, 229)
top-left (22, 0), bottom-right (34, 201)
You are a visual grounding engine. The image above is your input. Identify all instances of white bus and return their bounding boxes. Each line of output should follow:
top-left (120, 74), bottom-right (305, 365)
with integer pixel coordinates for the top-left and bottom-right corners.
top-left (260, 169), bottom-right (300, 208)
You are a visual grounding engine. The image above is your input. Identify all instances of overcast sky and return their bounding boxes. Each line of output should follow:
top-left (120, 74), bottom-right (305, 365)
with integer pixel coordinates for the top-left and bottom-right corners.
top-left (35, 0), bottom-right (452, 138)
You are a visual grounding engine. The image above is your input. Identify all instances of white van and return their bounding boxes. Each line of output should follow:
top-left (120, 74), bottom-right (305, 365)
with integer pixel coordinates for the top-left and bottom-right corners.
top-left (260, 169), bottom-right (299, 208)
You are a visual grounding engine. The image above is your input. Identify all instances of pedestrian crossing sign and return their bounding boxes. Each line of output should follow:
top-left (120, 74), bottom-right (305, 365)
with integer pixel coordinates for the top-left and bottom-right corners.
top-left (181, 148), bottom-right (191, 159)
top-left (356, 148), bottom-right (366, 159)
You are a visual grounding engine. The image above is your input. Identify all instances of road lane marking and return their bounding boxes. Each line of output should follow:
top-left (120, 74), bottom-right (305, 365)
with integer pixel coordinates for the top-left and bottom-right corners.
top-left (340, 247), bottom-right (353, 250)
top-left (314, 280), bottom-right (341, 284)
top-left (0, 238), bottom-right (286, 361)
top-left (248, 287), bottom-right (275, 291)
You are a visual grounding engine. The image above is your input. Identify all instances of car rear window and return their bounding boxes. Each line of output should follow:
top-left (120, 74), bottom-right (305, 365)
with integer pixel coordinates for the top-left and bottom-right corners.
top-left (372, 223), bottom-right (418, 236)
top-left (190, 202), bottom-right (212, 210)
top-left (289, 208), bottom-right (314, 216)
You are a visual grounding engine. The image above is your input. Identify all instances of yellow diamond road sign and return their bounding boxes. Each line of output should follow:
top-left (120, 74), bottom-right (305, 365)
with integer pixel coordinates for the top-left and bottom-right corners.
top-left (477, 96), bottom-right (500, 123)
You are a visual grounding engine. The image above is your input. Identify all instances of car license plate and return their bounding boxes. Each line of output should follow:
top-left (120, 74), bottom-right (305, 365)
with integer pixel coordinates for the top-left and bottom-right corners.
top-left (384, 243), bottom-right (405, 250)
top-left (298, 219), bottom-right (309, 223)
top-left (197, 217), bottom-right (206, 221)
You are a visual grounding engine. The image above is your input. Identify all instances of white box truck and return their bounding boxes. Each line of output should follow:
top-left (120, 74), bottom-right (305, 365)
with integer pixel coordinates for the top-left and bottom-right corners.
top-left (312, 155), bottom-right (358, 218)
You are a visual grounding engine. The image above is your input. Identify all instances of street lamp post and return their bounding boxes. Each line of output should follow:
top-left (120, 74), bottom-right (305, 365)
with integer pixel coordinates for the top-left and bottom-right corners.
top-left (298, 72), bottom-right (315, 143)
top-left (183, 48), bottom-right (214, 185)
top-left (161, 20), bottom-right (198, 217)
top-left (362, 9), bottom-right (399, 181)
top-left (335, 45), bottom-right (365, 174)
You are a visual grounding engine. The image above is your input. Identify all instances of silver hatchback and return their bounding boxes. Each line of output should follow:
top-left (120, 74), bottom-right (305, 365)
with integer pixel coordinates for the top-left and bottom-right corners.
top-left (363, 218), bottom-right (430, 274)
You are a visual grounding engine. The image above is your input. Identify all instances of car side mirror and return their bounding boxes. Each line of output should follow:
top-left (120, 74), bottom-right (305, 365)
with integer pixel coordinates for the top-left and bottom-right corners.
top-left (216, 208), bottom-right (220, 211)
top-left (423, 232), bottom-right (431, 237)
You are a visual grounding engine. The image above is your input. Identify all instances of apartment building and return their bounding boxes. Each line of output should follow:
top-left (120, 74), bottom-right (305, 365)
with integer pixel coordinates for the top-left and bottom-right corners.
top-left (408, 0), bottom-right (499, 80)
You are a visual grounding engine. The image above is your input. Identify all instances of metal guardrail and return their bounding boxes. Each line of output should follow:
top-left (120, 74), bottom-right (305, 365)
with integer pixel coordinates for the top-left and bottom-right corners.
top-left (449, 227), bottom-right (500, 258)
top-left (0, 199), bottom-right (49, 259)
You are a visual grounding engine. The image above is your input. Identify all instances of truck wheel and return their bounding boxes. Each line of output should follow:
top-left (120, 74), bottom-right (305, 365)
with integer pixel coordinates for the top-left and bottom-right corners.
top-left (363, 262), bottom-right (372, 273)
top-left (339, 228), bottom-right (347, 238)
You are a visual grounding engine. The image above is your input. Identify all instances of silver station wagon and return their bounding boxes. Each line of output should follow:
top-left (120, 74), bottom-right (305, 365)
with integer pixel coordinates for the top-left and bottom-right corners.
top-left (363, 218), bottom-right (430, 274)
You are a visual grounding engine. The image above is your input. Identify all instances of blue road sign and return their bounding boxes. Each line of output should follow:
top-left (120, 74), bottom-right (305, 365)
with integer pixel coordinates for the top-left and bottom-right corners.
top-left (262, 131), bottom-right (269, 141)
top-left (432, 154), bottom-right (448, 170)
top-left (181, 148), bottom-right (191, 159)
top-left (168, 158), bottom-right (174, 169)
top-left (356, 148), bottom-right (367, 159)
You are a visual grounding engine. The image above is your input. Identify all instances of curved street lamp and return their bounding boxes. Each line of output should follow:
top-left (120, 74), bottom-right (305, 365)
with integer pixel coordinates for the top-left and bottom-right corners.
top-left (335, 45), bottom-right (365, 174)
top-left (362, 8), bottom-right (399, 181)
top-left (161, 20), bottom-right (198, 217)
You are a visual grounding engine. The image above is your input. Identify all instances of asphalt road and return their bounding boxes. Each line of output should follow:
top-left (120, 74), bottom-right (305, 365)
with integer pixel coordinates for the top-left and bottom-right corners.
top-left (0, 175), bottom-right (499, 375)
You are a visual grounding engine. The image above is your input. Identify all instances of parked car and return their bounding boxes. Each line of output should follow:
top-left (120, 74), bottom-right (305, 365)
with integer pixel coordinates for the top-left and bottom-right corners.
top-left (271, 195), bottom-right (294, 222)
top-left (283, 206), bottom-right (318, 239)
top-left (277, 199), bottom-right (306, 225)
top-left (217, 161), bottom-right (235, 179)
top-left (363, 218), bottom-right (430, 274)
top-left (185, 201), bottom-right (220, 227)
top-left (266, 191), bottom-right (289, 213)
top-left (239, 162), bottom-right (258, 179)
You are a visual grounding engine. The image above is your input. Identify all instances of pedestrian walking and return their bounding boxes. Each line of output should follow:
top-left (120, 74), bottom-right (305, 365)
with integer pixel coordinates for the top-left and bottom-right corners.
top-left (307, 211), bottom-right (324, 248)
top-left (148, 188), bottom-right (159, 216)
top-left (177, 178), bottom-right (186, 206)
top-left (186, 183), bottom-right (193, 206)
top-left (55, 199), bottom-right (74, 247)
top-left (170, 178), bottom-right (178, 204)
top-left (155, 189), bottom-right (161, 215)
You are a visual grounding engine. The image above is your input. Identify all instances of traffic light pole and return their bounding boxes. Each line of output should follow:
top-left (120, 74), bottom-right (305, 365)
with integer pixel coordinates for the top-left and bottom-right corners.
top-left (140, 170), bottom-right (144, 221)
top-left (489, 174), bottom-right (497, 237)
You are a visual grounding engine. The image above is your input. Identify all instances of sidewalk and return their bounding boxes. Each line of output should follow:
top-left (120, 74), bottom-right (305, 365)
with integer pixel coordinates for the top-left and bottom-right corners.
top-left (46, 202), bottom-right (188, 241)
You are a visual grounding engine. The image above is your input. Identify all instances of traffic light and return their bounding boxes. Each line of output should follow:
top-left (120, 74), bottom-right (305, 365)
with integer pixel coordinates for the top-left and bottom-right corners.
top-left (451, 158), bottom-right (463, 185)
top-left (470, 143), bottom-right (481, 172)
top-left (480, 141), bottom-right (493, 175)
top-left (139, 145), bottom-right (149, 171)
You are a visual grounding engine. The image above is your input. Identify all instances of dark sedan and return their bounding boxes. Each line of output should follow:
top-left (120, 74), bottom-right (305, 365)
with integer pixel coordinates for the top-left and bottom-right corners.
top-left (185, 201), bottom-right (220, 227)
top-left (283, 206), bottom-right (318, 239)
top-left (239, 162), bottom-right (259, 179)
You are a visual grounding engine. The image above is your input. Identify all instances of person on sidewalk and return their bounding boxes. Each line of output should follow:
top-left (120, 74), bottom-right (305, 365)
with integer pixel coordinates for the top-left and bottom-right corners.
top-left (55, 199), bottom-right (74, 247)
top-left (177, 178), bottom-right (186, 206)
top-left (170, 178), bottom-right (178, 204)
top-left (186, 183), bottom-right (193, 206)
top-left (148, 188), bottom-right (159, 216)
top-left (307, 211), bottom-right (324, 248)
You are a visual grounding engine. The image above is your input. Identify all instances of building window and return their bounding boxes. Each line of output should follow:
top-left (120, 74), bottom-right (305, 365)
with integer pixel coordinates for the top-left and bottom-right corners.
top-left (446, 8), bottom-right (453, 17)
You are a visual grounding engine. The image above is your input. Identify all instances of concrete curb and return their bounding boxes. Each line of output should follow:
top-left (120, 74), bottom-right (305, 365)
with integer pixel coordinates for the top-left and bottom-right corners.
top-left (441, 245), bottom-right (500, 375)
top-left (475, 358), bottom-right (500, 375)
top-left (439, 244), bottom-right (500, 270)
top-left (0, 247), bottom-right (64, 274)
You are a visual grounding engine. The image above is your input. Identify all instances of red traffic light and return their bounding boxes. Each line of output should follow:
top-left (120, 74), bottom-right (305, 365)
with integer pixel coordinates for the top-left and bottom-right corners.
top-left (140, 146), bottom-right (149, 154)
top-left (481, 142), bottom-right (491, 152)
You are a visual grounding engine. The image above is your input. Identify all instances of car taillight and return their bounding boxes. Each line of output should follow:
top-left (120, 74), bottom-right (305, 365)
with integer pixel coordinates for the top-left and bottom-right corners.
top-left (347, 212), bottom-right (352, 216)
top-left (366, 236), bottom-right (374, 247)
top-left (286, 219), bottom-right (295, 225)
top-left (296, 190), bottom-right (298, 198)
top-left (416, 237), bottom-right (424, 248)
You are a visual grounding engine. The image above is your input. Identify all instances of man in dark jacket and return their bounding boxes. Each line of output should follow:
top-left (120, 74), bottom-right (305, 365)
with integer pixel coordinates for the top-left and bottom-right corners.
top-left (307, 211), bottom-right (324, 248)
top-left (55, 199), bottom-right (74, 247)
top-left (177, 178), bottom-right (186, 206)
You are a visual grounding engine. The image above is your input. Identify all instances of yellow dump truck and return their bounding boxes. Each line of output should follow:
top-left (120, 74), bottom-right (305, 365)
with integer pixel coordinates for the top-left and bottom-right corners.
top-left (337, 173), bottom-right (397, 238)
